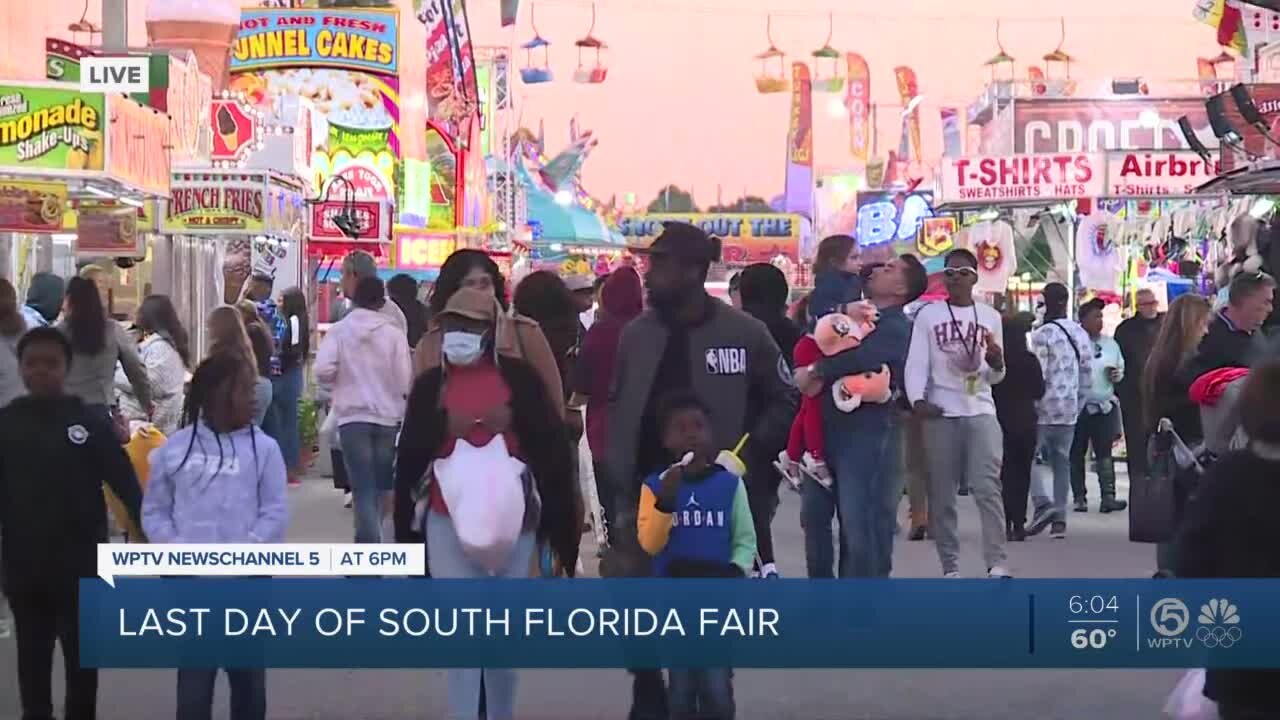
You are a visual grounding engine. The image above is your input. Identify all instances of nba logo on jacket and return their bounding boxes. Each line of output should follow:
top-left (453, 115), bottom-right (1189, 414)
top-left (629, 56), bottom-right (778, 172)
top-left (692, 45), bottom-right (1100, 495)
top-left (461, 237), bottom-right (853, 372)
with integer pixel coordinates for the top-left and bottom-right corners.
top-left (705, 347), bottom-right (747, 375)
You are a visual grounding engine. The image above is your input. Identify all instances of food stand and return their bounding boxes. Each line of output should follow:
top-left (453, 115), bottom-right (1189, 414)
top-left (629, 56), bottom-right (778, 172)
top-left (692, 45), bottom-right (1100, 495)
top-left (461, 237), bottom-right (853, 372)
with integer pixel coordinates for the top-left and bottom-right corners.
top-left (0, 81), bottom-right (172, 307)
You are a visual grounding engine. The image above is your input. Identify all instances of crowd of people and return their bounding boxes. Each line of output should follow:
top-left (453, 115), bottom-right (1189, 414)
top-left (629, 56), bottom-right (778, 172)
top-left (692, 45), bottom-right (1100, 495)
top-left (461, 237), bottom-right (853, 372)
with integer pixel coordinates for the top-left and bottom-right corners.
top-left (0, 220), bottom-right (1277, 719)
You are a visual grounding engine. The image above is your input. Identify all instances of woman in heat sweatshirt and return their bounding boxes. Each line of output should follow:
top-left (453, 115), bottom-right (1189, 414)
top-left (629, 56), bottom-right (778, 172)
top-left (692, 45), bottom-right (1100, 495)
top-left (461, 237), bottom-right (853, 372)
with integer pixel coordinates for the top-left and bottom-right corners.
top-left (314, 276), bottom-right (413, 544)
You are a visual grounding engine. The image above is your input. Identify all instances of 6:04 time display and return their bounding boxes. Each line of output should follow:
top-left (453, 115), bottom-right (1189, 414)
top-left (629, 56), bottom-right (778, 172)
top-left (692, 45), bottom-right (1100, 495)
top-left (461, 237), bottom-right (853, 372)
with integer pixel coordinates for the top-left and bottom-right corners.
top-left (1069, 595), bottom-right (1119, 614)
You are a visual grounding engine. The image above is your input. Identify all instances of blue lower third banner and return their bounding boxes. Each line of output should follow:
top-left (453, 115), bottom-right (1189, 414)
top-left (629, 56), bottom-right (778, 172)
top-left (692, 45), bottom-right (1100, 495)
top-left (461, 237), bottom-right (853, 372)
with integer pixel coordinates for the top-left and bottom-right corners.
top-left (81, 579), bottom-right (1277, 669)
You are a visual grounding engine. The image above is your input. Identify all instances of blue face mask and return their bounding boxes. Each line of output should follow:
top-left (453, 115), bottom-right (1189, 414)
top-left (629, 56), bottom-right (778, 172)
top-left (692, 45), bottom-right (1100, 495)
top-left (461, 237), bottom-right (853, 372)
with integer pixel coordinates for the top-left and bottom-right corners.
top-left (442, 331), bottom-right (484, 366)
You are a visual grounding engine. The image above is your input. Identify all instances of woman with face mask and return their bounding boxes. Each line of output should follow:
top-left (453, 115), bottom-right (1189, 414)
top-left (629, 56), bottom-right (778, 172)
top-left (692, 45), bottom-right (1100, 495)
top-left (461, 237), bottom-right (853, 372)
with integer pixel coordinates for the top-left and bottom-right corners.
top-left (413, 250), bottom-right (566, 419)
top-left (394, 286), bottom-right (579, 720)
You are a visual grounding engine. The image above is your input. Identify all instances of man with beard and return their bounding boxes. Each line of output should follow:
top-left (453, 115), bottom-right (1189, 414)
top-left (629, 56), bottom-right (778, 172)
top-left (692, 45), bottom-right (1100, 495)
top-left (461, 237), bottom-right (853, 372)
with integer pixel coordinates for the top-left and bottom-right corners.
top-left (1114, 288), bottom-right (1162, 483)
top-left (605, 222), bottom-right (796, 720)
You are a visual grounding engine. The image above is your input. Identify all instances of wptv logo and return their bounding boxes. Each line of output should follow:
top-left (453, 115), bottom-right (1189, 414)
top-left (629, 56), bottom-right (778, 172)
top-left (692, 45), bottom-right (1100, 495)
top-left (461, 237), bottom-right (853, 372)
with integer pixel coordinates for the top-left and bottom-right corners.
top-left (1148, 597), bottom-right (1242, 650)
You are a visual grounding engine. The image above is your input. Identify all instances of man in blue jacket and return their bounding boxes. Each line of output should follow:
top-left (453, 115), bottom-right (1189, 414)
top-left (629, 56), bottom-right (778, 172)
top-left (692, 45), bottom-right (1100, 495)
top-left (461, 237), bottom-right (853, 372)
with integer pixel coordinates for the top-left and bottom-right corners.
top-left (794, 254), bottom-right (929, 578)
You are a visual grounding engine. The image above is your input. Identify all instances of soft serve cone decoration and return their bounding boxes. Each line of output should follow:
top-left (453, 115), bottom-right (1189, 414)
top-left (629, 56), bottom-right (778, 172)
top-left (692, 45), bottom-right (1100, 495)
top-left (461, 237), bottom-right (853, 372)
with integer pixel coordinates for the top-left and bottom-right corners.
top-left (146, 0), bottom-right (241, 92)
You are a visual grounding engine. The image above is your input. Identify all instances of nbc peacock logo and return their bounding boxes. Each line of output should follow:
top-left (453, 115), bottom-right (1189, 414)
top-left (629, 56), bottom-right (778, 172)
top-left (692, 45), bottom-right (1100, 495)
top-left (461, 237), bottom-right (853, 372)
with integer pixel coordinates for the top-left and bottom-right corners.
top-left (1194, 598), bottom-right (1242, 649)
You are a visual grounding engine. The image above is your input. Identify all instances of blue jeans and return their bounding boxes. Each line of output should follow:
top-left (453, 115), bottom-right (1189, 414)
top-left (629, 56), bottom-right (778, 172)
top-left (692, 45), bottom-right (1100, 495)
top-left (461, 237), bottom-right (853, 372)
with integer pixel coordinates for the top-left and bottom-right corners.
top-left (800, 478), bottom-right (842, 578)
top-left (266, 366), bottom-right (303, 471)
top-left (339, 422), bottom-right (398, 543)
top-left (176, 668), bottom-right (265, 720)
top-left (829, 424), bottom-right (903, 578)
top-left (1033, 424), bottom-right (1075, 523)
top-left (426, 511), bottom-right (535, 720)
top-left (667, 668), bottom-right (734, 720)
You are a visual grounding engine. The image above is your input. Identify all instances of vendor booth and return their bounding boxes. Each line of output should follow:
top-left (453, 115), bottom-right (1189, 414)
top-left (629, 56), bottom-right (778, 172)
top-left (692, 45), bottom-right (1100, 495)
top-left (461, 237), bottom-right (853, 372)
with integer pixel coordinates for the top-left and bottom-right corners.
top-left (0, 80), bottom-right (174, 315)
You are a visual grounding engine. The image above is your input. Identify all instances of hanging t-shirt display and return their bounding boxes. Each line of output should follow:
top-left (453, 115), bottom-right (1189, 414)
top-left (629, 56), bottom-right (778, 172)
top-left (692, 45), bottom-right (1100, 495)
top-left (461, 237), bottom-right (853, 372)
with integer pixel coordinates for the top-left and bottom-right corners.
top-left (959, 220), bottom-right (1017, 296)
top-left (1076, 211), bottom-right (1121, 293)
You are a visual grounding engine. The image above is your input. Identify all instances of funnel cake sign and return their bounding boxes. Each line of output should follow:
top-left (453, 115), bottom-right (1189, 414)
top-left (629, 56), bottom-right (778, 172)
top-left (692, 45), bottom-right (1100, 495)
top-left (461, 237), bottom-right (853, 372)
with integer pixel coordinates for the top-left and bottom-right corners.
top-left (231, 8), bottom-right (399, 76)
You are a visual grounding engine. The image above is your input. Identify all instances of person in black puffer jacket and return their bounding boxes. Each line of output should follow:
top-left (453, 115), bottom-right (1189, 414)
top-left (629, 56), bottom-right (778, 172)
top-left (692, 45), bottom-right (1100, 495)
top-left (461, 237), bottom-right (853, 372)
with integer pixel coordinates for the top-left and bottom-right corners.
top-left (1177, 361), bottom-right (1280, 720)
top-left (735, 263), bottom-right (802, 577)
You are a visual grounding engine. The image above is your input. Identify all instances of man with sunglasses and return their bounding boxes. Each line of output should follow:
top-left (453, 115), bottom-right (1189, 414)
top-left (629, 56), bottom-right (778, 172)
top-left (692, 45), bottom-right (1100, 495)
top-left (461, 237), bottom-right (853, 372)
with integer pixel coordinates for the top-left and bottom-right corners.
top-left (905, 249), bottom-right (1011, 578)
top-left (1072, 298), bottom-right (1128, 514)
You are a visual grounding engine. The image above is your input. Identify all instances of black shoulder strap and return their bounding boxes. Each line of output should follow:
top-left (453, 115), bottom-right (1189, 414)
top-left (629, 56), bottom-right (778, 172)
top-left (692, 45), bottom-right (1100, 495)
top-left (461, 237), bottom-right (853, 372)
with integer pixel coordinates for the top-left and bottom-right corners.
top-left (1049, 321), bottom-right (1081, 366)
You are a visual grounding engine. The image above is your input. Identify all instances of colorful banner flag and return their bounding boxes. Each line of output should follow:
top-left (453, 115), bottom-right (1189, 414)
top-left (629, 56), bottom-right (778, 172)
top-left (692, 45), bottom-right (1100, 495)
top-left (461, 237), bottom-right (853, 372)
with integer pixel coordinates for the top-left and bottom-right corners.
top-left (940, 107), bottom-right (962, 158)
top-left (784, 62), bottom-right (814, 218)
top-left (845, 53), bottom-right (871, 163)
top-left (894, 66), bottom-right (922, 163)
top-left (444, 0), bottom-right (478, 149)
top-left (421, 0), bottom-right (457, 131)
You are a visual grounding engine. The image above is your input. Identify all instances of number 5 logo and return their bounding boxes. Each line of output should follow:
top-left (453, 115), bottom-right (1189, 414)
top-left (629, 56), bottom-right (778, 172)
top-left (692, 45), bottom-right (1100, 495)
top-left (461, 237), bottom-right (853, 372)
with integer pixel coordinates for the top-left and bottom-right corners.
top-left (1150, 598), bottom-right (1190, 638)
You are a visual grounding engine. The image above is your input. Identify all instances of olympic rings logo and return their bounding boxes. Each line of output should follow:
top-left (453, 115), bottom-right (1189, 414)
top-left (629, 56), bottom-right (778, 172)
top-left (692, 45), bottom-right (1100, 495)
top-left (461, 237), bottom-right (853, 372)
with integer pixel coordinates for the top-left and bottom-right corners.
top-left (1195, 625), bottom-right (1243, 649)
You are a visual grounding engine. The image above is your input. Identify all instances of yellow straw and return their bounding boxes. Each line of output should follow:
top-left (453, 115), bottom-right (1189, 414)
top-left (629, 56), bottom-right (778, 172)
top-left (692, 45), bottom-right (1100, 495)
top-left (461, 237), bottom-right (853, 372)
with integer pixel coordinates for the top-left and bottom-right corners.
top-left (731, 433), bottom-right (750, 456)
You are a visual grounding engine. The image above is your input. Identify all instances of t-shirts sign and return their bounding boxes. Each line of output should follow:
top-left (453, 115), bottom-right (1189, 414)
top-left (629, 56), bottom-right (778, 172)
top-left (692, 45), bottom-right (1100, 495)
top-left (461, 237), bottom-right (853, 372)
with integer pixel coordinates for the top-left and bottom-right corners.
top-left (939, 154), bottom-right (1106, 204)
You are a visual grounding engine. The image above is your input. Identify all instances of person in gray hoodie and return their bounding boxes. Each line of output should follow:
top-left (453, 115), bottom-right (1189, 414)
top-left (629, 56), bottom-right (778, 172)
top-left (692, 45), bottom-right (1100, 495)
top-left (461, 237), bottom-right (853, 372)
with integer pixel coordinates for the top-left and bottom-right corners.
top-left (142, 352), bottom-right (289, 720)
top-left (20, 272), bottom-right (63, 330)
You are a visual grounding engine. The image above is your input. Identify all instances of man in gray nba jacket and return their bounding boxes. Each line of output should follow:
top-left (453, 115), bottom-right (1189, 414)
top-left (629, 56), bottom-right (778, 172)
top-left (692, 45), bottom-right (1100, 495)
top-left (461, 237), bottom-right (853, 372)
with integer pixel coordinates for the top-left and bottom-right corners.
top-left (603, 222), bottom-right (797, 720)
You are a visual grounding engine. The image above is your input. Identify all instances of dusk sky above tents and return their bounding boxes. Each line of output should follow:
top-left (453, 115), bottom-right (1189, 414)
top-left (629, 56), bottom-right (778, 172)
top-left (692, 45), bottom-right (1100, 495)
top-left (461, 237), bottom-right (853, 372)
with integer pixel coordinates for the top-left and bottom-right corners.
top-left (466, 0), bottom-right (1220, 205)
top-left (0, 0), bottom-right (1225, 207)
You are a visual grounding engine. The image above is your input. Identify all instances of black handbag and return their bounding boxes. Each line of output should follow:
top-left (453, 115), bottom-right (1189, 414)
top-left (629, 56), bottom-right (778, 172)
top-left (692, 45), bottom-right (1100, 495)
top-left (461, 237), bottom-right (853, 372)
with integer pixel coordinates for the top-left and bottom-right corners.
top-left (1130, 421), bottom-right (1202, 543)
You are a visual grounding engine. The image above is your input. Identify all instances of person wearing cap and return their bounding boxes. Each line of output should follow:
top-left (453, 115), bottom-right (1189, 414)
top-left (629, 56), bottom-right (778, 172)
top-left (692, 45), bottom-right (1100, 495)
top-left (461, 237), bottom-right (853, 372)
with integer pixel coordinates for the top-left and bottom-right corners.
top-left (394, 285), bottom-right (579, 720)
top-left (604, 221), bottom-right (796, 719)
top-left (314, 276), bottom-right (412, 543)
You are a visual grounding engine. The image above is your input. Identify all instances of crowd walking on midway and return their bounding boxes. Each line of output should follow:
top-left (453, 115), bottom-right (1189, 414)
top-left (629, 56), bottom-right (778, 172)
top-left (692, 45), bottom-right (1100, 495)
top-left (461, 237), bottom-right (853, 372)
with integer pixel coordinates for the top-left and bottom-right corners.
top-left (0, 224), bottom-right (1278, 719)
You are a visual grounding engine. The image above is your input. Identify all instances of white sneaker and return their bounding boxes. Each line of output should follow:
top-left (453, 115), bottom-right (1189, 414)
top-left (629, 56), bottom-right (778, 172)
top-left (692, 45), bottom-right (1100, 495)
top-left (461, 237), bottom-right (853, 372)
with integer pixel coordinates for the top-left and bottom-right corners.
top-left (800, 453), bottom-right (833, 490)
top-left (988, 565), bottom-right (1013, 579)
top-left (343, 491), bottom-right (352, 508)
top-left (773, 451), bottom-right (803, 492)
top-left (943, 571), bottom-right (961, 578)
top-left (759, 562), bottom-right (780, 579)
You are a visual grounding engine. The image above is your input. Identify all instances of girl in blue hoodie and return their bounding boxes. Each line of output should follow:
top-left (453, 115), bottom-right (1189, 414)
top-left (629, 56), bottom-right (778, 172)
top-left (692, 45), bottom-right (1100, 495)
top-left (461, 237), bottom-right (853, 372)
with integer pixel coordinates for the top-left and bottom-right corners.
top-left (142, 352), bottom-right (289, 720)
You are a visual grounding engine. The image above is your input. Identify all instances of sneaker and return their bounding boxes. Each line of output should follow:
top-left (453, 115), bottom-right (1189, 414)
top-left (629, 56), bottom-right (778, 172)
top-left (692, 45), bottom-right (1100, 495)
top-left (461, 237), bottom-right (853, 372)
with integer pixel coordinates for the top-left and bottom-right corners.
top-left (1008, 523), bottom-right (1027, 542)
top-left (759, 562), bottom-right (780, 579)
top-left (1099, 497), bottom-right (1128, 513)
top-left (773, 451), bottom-right (803, 492)
top-left (288, 476), bottom-right (302, 488)
top-left (800, 453), bottom-right (833, 490)
top-left (1027, 506), bottom-right (1056, 536)
top-left (1152, 570), bottom-right (1176, 579)
top-left (943, 570), bottom-right (961, 578)
top-left (988, 565), bottom-right (1013, 579)
top-left (343, 491), bottom-right (353, 509)
top-left (1050, 521), bottom-right (1067, 539)
top-left (907, 525), bottom-right (928, 541)
top-left (1073, 498), bottom-right (1088, 512)
top-left (958, 484), bottom-right (970, 496)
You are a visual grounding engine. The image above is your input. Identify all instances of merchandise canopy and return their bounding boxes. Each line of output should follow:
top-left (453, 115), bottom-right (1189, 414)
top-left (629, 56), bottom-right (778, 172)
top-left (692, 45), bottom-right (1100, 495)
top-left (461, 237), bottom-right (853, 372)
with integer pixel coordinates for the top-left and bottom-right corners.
top-left (936, 151), bottom-right (1223, 209)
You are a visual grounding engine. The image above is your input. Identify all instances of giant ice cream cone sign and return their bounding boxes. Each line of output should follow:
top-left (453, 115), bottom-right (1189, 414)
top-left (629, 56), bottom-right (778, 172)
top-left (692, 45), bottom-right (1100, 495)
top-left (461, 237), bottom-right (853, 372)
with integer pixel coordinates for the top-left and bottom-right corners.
top-left (146, 0), bottom-right (241, 92)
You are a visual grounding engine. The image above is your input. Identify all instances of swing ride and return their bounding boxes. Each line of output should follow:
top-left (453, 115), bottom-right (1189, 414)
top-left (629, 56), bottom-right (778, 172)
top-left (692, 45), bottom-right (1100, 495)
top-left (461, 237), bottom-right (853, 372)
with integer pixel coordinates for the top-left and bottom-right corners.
top-left (520, 5), bottom-right (553, 84)
top-left (982, 21), bottom-right (1016, 83)
top-left (754, 16), bottom-right (789, 94)
top-left (573, 3), bottom-right (608, 84)
top-left (811, 13), bottom-right (843, 93)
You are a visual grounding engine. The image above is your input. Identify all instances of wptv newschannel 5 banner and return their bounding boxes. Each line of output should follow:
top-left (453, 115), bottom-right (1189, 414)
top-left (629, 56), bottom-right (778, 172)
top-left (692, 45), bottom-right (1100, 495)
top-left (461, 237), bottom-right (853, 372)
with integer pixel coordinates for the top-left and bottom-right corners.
top-left (82, 544), bottom-right (1279, 669)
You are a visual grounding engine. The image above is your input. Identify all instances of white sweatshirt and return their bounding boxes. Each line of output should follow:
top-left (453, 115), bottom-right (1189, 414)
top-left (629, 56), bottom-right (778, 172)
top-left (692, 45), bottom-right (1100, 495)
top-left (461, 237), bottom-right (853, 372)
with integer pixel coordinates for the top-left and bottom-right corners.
top-left (905, 300), bottom-right (1007, 418)
top-left (314, 307), bottom-right (412, 428)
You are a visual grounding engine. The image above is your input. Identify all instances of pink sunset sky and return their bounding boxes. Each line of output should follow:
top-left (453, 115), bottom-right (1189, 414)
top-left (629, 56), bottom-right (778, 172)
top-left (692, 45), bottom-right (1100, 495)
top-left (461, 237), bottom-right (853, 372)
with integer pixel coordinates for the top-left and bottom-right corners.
top-left (0, 0), bottom-right (1226, 207)
top-left (466, 0), bottom-right (1222, 205)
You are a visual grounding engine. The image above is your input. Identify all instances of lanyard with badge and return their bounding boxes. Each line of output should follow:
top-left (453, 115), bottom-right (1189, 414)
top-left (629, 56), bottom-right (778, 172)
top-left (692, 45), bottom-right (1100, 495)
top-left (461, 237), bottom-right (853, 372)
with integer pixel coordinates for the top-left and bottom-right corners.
top-left (946, 301), bottom-right (982, 396)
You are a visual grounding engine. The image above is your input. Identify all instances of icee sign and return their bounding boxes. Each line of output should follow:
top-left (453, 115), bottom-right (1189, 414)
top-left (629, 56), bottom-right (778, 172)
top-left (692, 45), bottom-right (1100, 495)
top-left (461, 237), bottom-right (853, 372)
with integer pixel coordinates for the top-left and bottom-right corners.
top-left (80, 57), bottom-right (150, 94)
top-left (939, 154), bottom-right (1106, 204)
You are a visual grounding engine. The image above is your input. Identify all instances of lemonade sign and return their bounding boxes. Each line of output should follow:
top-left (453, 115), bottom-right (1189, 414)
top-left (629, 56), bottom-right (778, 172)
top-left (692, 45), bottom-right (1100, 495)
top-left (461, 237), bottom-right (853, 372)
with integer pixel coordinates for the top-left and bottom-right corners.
top-left (0, 84), bottom-right (105, 173)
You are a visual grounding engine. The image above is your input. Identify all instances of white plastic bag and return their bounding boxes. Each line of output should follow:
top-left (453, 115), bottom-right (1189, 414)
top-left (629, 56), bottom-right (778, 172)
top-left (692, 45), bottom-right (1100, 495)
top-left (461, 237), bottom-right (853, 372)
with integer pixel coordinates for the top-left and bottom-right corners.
top-left (432, 434), bottom-right (527, 575)
top-left (1164, 670), bottom-right (1219, 720)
